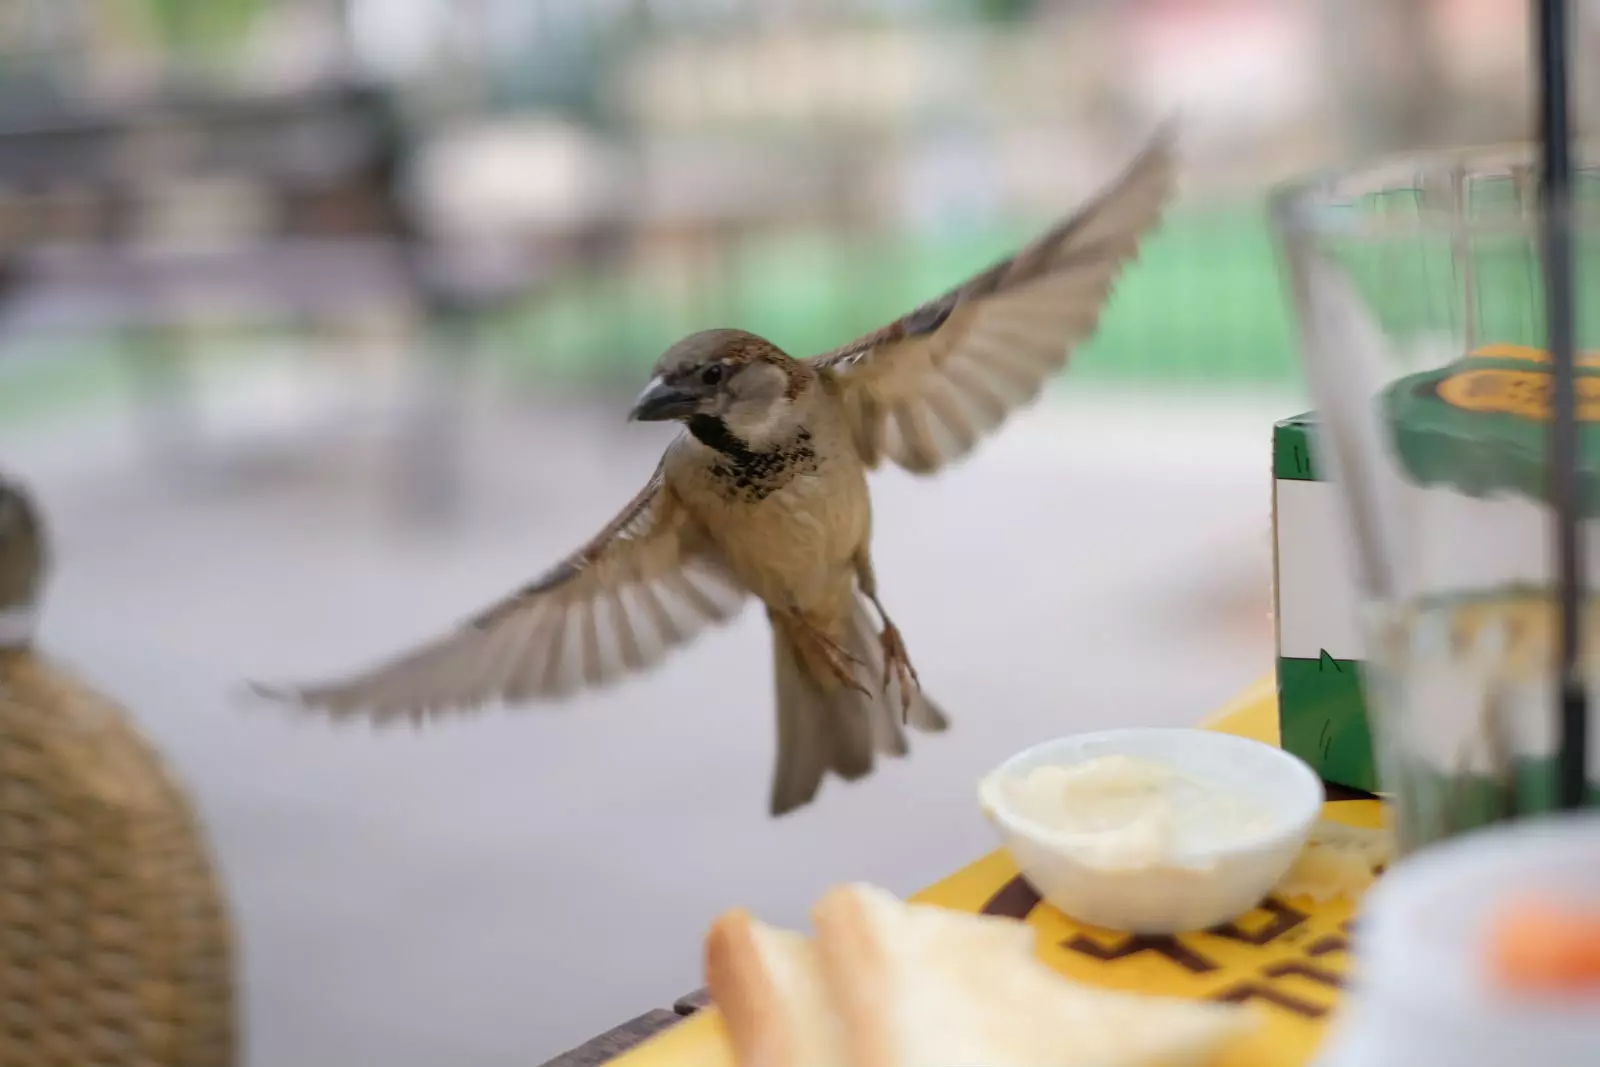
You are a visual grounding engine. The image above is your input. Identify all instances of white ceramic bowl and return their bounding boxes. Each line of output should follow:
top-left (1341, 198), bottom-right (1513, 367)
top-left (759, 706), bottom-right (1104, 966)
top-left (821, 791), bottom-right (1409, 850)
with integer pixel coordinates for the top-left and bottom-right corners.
top-left (978, 727), bottom-right (1324, 934)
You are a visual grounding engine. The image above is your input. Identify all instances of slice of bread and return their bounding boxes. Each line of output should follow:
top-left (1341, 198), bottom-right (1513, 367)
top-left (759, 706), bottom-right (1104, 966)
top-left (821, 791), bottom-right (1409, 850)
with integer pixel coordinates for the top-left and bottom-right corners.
top-left (810, 883), bottom-right (1254, 1067)
top-left (705, 907), bottom-right (848, 1067)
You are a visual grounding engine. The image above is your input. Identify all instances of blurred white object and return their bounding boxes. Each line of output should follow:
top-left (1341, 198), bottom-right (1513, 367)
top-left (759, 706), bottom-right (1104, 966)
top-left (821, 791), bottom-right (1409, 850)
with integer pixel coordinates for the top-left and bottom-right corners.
top-left (408, 118), bottom-right (623, 240)
top-left (978, 727), bottom-right (1322, 934)
top-left (1125, 0), bottom-right (1322, 138)
top-left (1316, 814), bottom-right (1600, 1067)
top-left (346, 0), bottom-right (449, 80)
top-left (241, 0), bottom-right (357, 93)
top-left (619, 28), bottom-right (937, 128)
top-left (898, 127), bottom-right (1001, 230)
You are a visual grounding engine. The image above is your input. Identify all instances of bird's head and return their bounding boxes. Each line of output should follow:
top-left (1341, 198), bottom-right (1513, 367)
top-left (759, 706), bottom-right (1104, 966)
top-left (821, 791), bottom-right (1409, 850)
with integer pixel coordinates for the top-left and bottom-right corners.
top-left (628, 329), bottom-right (804, 446)
top-left (0, 474), bottom-right (48, 623)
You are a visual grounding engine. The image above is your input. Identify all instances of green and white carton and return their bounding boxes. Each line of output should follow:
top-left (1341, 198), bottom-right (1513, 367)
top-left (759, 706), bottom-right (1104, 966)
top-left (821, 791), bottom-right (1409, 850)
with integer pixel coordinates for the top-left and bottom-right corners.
top-left (1273, 341), bottom-right (1600, 797)
top-left (1272, 411), bottom-right (1378, 793)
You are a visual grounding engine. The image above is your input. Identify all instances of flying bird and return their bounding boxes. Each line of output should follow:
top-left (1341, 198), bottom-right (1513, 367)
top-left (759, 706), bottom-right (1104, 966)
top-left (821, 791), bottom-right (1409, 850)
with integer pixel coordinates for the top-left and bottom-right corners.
top-left (256, 129), bottom-right (1177, 816)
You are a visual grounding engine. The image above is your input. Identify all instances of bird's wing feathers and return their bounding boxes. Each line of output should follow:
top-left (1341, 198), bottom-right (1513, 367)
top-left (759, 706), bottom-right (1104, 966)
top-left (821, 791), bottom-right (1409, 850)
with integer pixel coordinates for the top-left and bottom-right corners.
top-left (259, 467), bottom-right (746, 721)
top-left (811, 127), bottom-right (1176, 474)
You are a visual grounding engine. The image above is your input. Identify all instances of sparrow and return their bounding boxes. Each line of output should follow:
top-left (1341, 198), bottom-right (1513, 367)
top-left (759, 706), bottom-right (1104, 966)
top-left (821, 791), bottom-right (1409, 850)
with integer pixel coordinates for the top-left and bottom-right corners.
top-left (0, 474), bottom-right (237, 1065)
top-left (255, 128), bottom-right (1176, 816)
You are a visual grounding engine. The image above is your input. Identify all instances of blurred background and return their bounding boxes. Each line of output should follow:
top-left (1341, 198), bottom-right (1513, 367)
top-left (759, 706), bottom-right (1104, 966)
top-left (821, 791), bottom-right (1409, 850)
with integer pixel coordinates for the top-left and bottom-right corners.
top-left (0, 1), bottom-right (1590, 1064)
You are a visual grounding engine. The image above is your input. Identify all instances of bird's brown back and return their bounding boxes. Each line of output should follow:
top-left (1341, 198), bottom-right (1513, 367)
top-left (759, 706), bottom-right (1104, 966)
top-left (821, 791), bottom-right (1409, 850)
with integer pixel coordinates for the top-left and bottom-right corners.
top-left (0, 650), bottom-right (237, 1067)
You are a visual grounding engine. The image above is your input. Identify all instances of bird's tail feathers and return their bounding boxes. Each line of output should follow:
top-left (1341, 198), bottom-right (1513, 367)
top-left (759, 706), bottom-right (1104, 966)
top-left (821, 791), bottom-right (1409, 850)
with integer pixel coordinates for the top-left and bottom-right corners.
top-left (767, 596), bottom-right (948, 817)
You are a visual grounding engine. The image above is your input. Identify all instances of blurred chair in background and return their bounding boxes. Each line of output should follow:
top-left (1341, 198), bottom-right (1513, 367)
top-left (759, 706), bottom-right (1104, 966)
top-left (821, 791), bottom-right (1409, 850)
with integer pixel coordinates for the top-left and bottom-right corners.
top-left (0, 474), bottom-right (237, 1067)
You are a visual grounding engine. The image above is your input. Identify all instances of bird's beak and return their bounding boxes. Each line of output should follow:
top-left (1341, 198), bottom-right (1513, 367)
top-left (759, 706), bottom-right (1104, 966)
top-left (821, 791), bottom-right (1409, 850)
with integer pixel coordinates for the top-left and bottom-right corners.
top-left (628, 375), bottom-right (697, 422)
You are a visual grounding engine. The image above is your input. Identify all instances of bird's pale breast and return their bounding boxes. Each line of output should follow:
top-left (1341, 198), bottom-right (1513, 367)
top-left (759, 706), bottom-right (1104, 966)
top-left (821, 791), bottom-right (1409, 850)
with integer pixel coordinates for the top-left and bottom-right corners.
top-left (669, 428), bottom-right (870, 616)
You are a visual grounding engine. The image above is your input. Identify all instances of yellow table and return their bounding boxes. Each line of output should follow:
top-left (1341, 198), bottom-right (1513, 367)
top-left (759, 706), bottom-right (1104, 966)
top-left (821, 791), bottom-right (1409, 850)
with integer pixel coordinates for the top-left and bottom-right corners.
top-left (612, 675), bottom-right (1384, 1067)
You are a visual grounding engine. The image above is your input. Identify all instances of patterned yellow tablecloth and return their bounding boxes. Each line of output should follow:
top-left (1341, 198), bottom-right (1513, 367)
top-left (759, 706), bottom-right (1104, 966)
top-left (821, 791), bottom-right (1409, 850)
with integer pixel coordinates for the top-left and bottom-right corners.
top-left (611, 675), bottom-right (1382, 1067)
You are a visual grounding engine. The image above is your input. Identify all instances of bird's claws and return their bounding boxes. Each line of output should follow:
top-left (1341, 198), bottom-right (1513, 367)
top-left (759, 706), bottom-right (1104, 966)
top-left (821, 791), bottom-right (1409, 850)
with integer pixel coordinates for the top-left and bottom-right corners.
top-left (879, 622), bottom-right (921, 723)
top-left (795, 621), bottom-right (872, 697)
top-left (830, 645), bottom-right (874, 699)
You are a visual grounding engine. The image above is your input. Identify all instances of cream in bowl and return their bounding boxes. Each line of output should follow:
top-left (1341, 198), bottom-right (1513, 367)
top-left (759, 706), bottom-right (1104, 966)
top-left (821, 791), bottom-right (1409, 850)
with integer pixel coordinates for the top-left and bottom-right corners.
top-left (978, 728), bottom-right (1323, 934)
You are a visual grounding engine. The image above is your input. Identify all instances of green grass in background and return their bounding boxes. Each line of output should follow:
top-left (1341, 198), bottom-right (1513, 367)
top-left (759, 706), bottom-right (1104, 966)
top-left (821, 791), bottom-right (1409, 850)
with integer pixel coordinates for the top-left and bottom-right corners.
top-left (0, 343), bottom-right (127, 429)
top-left (500, 202), bottom-right (1302, 389)
top-left (1075, 204), bottom-right (1297, 384)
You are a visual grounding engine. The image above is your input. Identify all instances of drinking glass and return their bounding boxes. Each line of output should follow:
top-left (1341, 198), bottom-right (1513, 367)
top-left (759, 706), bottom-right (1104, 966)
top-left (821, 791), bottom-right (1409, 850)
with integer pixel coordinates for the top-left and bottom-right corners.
top-left (1271, 145), bottom-right (1600, 855)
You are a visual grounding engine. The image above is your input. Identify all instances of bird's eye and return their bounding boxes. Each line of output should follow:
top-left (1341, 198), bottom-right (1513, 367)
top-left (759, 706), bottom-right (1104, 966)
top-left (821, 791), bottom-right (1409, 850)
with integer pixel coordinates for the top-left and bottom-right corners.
top-left (700, 364), bottom-right (724, 386)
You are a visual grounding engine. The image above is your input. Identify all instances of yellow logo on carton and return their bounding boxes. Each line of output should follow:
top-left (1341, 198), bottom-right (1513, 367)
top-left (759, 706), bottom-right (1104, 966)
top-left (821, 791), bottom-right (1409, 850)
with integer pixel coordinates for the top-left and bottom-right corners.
top-left (1466, 342), bottom-right (1600, 367)
top-left (1440, 345), bottom-right (1600, 421)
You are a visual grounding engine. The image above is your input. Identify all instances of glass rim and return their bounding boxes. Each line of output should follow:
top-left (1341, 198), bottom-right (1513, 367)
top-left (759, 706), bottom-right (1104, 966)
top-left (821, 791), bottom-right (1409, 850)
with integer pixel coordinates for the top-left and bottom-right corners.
top-left (1270, 139), bottom-right (1600, 241)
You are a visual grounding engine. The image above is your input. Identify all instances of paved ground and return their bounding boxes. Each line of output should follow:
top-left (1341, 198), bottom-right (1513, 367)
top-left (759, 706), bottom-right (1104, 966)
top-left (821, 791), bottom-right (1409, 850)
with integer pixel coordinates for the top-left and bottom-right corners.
top-left (3, 378), bottom-right (1287, 1066)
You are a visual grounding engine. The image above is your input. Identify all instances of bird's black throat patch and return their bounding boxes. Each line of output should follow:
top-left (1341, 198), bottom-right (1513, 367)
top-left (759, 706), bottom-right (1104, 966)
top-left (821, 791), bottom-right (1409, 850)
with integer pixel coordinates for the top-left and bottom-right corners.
top-left (687, 414), bottom-right (750, 459)
top-left (688, 415), bottom-right (817, 502)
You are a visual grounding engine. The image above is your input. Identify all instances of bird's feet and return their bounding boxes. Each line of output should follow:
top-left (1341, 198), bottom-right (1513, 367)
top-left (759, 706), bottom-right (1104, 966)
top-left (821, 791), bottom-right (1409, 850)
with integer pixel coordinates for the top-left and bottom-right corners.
top-left (879, 620), bottom-right (922, 722)
top-left (789, 616), bottom-right (871, 697)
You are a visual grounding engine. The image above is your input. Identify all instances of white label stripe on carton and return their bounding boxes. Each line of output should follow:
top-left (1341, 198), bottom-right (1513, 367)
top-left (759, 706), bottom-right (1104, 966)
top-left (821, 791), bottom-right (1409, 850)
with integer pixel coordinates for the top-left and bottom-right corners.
top-left (1276, 479), bottom-right (1364, 661)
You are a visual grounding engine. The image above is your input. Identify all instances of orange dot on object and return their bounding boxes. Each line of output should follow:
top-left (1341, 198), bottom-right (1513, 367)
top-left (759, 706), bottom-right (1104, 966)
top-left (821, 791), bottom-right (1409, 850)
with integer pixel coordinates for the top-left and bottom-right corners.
top-left (1489, 896), bottom-right (1600, 993)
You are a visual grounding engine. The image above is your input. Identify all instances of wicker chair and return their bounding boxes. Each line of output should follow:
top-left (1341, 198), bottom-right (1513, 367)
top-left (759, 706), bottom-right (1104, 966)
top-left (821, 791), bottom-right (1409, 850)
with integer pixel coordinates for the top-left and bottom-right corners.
top-left (0, 476), bottom-right (236, 1067)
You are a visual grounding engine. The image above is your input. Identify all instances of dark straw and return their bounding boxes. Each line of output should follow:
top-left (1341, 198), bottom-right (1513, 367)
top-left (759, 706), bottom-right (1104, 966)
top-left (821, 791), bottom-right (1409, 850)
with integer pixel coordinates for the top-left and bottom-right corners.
top-left (1536, 0), bottom-right (1589, 809)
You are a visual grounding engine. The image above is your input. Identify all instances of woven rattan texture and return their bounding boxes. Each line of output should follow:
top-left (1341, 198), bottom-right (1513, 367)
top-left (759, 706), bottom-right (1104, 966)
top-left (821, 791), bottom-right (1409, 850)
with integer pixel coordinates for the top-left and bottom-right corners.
top-left (1, 650), bottom-right (235, 1067)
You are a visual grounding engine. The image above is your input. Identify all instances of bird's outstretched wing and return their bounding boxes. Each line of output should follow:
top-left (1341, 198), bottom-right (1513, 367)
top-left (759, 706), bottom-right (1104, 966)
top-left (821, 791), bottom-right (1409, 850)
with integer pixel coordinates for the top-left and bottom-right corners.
top-left (810, 126), bottom-right (1176, 474)
top-left (254, 466), bottom-right (746, 721)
